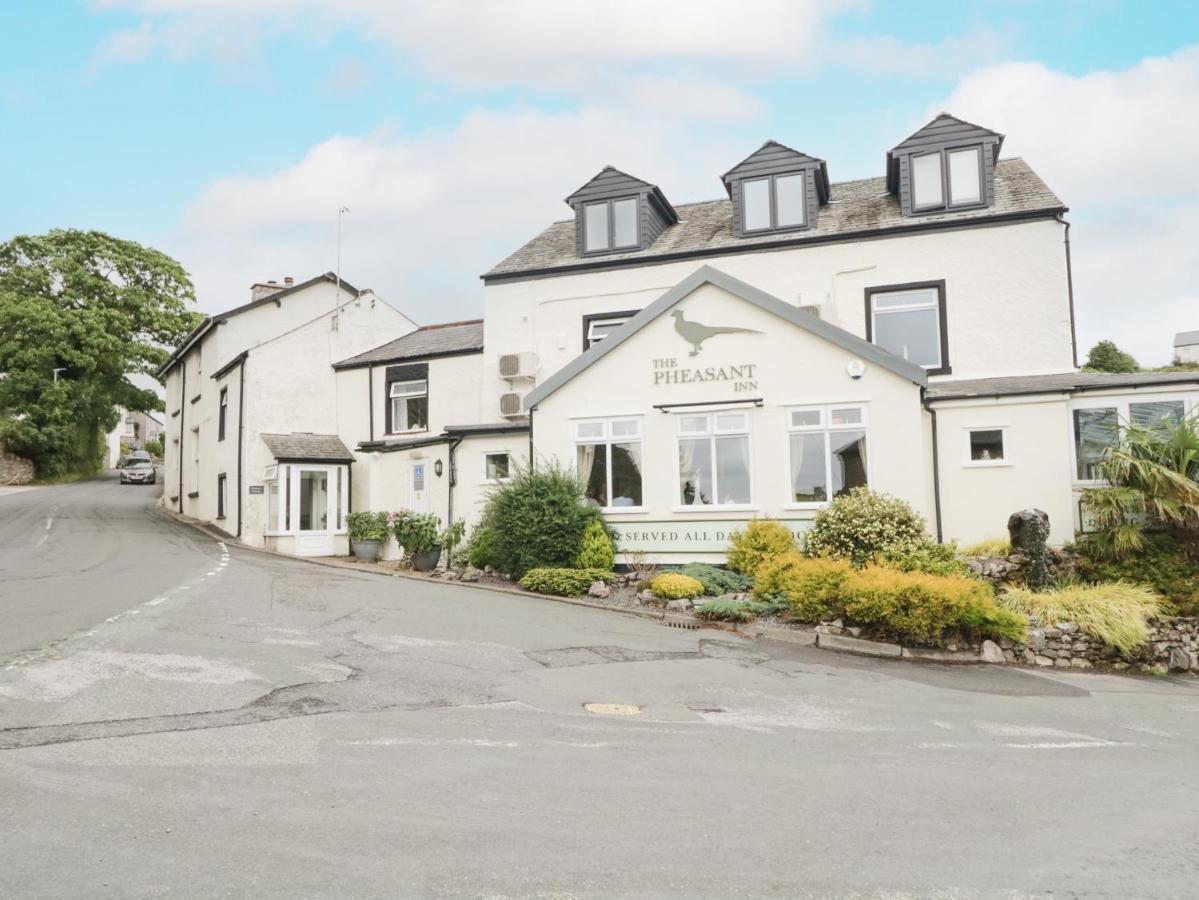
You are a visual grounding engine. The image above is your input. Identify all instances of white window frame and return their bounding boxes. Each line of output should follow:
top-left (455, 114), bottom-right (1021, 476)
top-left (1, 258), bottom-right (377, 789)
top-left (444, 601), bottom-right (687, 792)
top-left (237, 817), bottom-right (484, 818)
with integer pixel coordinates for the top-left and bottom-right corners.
top-left (389, 378), bottom-right (428, 434)
top-left (674, 410), bottom-right (755, 512)
top-left (574, 416), bottom-right (646, 513)
top-left (1070, 394), bottom-right (1195, 486)
top-left (482, 452), bottom-right (513, 484)
top-left (585, 315), bottom-right (633, 349)
top-left (263, 463), bottom-right (349, 536)
top-left (868, 284), bottom-right (945, 372)
top-left (783, 404), bottom-right (870, 509)
top-left (741, 171), bottom-right (806, 233)
top-left (962, 426), bottom-right (1010, 468)
top-left (947, 146), bottom-right (983, 207)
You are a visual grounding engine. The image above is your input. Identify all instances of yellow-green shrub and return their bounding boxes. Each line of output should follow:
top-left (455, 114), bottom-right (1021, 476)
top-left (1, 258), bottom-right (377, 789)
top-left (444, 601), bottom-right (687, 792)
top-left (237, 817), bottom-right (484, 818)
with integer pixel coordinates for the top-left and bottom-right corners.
top-left (650, 572), bottom-right (704, 600)
top-left (839, 567), bottom-right (1026, 644)
top-left (574, 519), bottom-right (616, 570)
top-left (754, 553), bottom-right (853, 622)
top-left (520, 567), bottom-right (617, 597)
top-left (999, 581), bottom-right (1168, 655)
top-left (727, 518), bottom-right (798, 576)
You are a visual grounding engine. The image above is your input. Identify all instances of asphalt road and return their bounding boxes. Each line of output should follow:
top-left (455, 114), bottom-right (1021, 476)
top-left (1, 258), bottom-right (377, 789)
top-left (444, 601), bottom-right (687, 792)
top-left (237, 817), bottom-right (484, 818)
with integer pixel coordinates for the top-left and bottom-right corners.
top-left (1, 476), bottom-right (1198, 899)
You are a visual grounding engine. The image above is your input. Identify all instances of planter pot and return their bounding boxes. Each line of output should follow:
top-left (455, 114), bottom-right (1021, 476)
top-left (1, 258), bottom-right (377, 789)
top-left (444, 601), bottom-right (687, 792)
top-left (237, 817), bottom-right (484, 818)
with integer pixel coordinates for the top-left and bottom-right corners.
top-left (350, 539), bottom-right (383, 563)
top-left (412, 545), bottom-right (443, 572)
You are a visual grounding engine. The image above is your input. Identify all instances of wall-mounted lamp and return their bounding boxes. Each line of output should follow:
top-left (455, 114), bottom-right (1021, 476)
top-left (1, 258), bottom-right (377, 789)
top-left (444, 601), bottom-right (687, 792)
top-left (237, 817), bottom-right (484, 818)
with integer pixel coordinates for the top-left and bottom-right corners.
top-left (434, 459), bottom-right (444, 477)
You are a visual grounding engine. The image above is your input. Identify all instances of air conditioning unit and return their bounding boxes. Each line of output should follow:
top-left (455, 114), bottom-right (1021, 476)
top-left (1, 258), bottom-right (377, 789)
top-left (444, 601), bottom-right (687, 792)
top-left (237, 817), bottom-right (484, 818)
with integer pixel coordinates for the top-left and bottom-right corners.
top-left (498, 351), bottom-right (537, 380)
top-left (799, 304), bottom-right (822, 320)
top-left (499, 392), bottom-right (525, 417)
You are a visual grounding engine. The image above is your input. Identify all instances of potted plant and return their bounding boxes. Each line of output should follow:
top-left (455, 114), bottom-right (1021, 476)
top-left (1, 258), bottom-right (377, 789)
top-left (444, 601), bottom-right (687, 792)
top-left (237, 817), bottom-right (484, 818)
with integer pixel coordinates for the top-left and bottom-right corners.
top-left (347, 511), bottom-right (390, 562)
top-left (391, 510), bottom-right (442, 571)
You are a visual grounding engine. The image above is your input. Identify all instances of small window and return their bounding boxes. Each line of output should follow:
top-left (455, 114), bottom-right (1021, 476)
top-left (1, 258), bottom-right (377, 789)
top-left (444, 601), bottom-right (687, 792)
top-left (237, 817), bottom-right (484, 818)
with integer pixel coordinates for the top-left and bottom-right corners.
top-left (968, 429), bottom-right (1005, 463)
top-left (677, 412), bottom-right (751, 507)
top-left (1073, 408), bottom-right (1118, 481)
top-left (583, 197), bottom-right (639, 253)
top-left (787, 404), bottom-right (868, 504)
top-left (911, 152), bottom-right (943, 210)
top-left (867, 283), bottom-right (947, 372)
top-left (218, 387), bottom-right (228, 441)
top-left (741, 172), bottom-right (806, 232)
top-left (217, 473), bottom-right (227, 518)
top-left (575, 417), bottom-right (643, 509)
top-left (947, 147), bottom-right (982, 206)
top-left (389, 379), bottom-right (428, 432)
top-left (484, 453), bottom-right (511, 482)
top-left (583, 311), bottom-right (638, 350)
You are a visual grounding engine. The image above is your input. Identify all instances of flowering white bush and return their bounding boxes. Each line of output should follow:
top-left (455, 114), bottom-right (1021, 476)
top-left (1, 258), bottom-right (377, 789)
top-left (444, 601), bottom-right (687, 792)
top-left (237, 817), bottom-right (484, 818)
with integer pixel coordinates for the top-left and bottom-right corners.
top-left (801, 487), bottom-right (928, 566)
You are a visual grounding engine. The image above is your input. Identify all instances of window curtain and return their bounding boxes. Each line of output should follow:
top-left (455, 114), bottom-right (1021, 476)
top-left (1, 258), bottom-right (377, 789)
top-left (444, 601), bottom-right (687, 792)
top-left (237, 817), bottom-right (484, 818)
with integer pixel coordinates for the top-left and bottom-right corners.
top-left (734, 435), bottom-right (751, 504)
top-left (679, 440), bottom-right (700, 505)
top-left (577, 443), bottom-right (599, 505)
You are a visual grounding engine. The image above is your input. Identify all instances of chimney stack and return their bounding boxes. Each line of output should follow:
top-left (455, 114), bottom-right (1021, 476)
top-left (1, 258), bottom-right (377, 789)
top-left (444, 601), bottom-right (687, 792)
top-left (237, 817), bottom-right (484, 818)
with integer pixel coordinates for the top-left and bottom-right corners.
top-left (284, 276), bottom-right (294, 287)
top-left (250, 281), bottom-right (283, 302)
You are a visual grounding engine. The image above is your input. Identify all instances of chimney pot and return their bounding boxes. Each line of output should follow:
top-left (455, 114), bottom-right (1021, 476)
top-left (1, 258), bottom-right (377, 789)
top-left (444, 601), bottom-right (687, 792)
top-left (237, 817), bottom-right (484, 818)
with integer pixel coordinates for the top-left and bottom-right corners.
top-left (284, 276), bottom-right (294, 287)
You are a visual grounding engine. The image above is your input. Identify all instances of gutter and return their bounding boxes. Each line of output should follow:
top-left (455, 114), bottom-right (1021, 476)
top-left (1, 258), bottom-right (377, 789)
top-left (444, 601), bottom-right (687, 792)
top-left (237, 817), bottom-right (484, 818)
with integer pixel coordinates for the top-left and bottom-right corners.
top-left (446, 436), bottom-right (463, 526)
top-left (481, 207), bottom-right (1069, 284)
top-left (1056, 213), bottom-right (1079, 369)
top-left (922, 390), bottom-right (944, 544)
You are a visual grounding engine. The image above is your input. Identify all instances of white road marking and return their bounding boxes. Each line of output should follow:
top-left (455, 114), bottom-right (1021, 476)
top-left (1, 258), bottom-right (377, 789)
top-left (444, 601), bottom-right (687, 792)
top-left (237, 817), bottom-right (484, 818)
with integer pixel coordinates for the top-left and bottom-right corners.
top-left (218, 541), bottom-right (227, 552)
top-left (146, 598), bottom-right (166, 606)
top-left (1004, 740), bottom-right (1138, 750)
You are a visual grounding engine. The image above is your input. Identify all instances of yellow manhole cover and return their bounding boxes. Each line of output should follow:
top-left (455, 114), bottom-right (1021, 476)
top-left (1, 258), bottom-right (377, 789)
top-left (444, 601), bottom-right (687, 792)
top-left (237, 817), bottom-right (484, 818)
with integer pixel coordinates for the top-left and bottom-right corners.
top-left (583, 702), bottom-right (642, 716)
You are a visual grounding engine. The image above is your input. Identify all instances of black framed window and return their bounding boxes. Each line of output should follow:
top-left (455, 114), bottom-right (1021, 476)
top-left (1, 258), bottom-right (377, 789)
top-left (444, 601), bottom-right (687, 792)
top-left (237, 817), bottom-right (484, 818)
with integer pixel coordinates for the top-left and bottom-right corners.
top-left (384, 363), bottom-right (430, 434)
top-left (864, 280), bottom-right (950, 375)
top-left (217, 473), bottom-right (227, 519)
top-left (218, 387), bottom-right (228, 441)
top-left (582, 197), bottom-right (639, 253)
top-left (741, 171), bottom-right (806, 233)
top-left (581, 309), bottom-right (639, 351)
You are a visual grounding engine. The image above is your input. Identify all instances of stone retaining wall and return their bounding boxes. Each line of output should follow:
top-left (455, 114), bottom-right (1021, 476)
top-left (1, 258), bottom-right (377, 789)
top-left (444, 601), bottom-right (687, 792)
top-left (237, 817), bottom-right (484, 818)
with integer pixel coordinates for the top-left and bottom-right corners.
top-left (999, 618), bottom-right (1199, 674)
top-left (0, 440), bottom-right (34, 485)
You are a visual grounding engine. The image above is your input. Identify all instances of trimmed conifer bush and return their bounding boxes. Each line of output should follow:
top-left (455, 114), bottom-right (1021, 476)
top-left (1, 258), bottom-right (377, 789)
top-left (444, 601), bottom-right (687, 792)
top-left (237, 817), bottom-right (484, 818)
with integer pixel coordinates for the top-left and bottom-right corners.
top-left (726, 519), bottom-right (798, 576)
top-left (575, 518), bottom-right (616, 570)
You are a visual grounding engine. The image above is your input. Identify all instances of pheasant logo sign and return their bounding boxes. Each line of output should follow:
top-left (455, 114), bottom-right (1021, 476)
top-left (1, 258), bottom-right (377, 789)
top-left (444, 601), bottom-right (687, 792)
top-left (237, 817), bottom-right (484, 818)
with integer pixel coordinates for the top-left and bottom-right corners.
top-left (651, 308), bottom-right (762, 392)
top-left (669, 309), bottom-right (762, 356)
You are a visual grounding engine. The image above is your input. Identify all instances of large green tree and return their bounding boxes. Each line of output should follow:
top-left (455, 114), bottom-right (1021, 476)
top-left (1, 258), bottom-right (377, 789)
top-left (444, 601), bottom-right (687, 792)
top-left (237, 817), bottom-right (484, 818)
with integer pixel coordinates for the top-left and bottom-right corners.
top-left (0, 229), bottom-right (203, 476)
top-left (1083, 339), bottom-right (1140, 374)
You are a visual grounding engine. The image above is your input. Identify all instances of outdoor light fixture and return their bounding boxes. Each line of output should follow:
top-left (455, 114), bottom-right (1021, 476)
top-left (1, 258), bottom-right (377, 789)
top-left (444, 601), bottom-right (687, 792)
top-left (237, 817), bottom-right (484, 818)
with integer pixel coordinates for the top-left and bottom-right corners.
top-left (434, 459), bottom-right (443, 477)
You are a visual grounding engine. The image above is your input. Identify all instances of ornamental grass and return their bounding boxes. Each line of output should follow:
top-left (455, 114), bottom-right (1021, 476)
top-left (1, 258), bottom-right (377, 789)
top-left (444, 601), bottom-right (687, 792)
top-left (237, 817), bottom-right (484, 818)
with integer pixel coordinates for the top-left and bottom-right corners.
top-left (999, 581), bottom-right (1168, 655)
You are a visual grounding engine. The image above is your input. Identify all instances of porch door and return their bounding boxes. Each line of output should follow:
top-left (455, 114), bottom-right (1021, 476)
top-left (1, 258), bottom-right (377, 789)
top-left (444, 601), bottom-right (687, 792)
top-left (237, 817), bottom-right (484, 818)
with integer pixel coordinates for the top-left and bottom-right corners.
top-left (409, 461), bottom-right (431, 513)
top-left (294, 466), bottom-right (334, 556)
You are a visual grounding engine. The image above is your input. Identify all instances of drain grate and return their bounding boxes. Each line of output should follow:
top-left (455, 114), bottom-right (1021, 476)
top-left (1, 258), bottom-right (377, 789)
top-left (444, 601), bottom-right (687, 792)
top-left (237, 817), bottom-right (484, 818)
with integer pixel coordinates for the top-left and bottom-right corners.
top-left (660, 619), bottom-right (700, 630)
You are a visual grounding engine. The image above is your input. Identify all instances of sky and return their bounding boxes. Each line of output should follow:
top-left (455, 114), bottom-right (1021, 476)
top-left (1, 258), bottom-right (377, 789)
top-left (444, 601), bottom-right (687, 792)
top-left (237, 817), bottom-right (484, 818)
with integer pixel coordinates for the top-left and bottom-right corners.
top-left (2, 1), bottom-right (1198, 366)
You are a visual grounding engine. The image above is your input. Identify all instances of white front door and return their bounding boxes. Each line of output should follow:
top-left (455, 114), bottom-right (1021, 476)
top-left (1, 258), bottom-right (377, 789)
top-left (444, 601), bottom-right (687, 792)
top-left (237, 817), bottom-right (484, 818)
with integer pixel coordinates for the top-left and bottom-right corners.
top-left (293, 466), bottom-right (335, 556)
top-left (409, 461), bottom-right (430, 513)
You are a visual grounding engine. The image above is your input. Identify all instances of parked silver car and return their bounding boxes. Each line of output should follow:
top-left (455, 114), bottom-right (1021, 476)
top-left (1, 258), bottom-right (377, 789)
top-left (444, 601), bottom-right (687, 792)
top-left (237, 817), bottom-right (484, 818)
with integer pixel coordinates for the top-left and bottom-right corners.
top-left (119, 458), bottom-right (157, 485)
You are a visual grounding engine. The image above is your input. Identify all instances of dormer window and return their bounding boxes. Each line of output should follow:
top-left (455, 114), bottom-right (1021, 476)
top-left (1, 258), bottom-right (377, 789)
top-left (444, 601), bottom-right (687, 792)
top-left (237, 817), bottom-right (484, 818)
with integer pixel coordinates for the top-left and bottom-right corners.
top-left (911, 146), bottom-right (983, 212)
top-left (887, 114), bottom-right (1003, 217)
top-left (566, 166), bottom-right (678, 258)
top-left (742, 172), bottom-right (806, 232)
top-left (584, 197), bottom-right (639, 253)
top-left (722, 140), bottom-right (829, 238)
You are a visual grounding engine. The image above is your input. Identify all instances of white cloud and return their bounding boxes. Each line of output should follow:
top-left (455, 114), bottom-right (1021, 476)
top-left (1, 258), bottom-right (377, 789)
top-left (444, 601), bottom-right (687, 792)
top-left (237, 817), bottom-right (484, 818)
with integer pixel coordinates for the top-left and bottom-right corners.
top-left (86, 21), bottom-right (156, 77)
top-left (167, 105), bottom-right (747, 321)
top-left (939, 47), bottom-right (1199, 364)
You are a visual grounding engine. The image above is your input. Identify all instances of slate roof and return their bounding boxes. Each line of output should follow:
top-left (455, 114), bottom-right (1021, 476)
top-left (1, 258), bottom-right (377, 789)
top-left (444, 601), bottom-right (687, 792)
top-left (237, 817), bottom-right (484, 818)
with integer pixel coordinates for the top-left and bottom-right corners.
top-left (333, 320), bottom-right (484, 369)
top-left (485, 158), bottom-right (1064, 281)
top-left (261, 433), bottom-right (355, 462)
top-left (926, 371), bottom-right (1199, 401)
top-left (1174, 330), bottom-right (1199, 348)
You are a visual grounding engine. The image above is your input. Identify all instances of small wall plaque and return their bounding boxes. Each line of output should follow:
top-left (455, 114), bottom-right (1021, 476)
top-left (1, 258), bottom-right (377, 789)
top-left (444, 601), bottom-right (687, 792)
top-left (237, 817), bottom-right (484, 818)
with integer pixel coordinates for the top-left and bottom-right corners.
top-left (248, 485), bottom-right (264, 495)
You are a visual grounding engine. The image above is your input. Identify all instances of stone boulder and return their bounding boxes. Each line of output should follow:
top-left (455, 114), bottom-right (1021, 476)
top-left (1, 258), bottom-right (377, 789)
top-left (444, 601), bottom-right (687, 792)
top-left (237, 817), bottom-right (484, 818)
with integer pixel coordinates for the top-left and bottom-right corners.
top-left (459, 566), bottom-right (482, 583)
top-left (1168, 647), bottom-right (1193, 672)
top-left (588, 581), bottom-right (610, 599)
top-left (1008, 507), bottom-right (1050, 551)
top-left (980, 640), bottom-right (1005, 664)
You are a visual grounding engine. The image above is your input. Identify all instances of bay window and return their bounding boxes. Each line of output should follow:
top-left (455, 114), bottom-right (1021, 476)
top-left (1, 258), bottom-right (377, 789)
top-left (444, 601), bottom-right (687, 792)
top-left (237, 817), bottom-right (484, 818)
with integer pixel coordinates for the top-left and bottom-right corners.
top-left (866, 281), bottom-right (948, 373)
top-left (576, 417), bottom-right (643, 509)
top-left (677, 411), bottom-right (752, 507)
top-left (389, 379), bottom-right (428, 432)
top-left (786, 405), bottom-right (868, 504)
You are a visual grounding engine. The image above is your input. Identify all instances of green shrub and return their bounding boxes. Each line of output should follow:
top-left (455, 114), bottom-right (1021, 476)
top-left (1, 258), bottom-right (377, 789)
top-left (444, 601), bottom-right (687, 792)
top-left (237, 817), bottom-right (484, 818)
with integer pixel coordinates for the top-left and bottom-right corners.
top-left (801, 488), bottom-right (929, 566)
top-left (960, 537), bottom-right (1012, 557)
top-left (143, 438), bottom-right (164, 458)
top-left (838, 567), bottom-right (1026, 644)
top-left (1074, 532), bottom-right (1199, 616)
top-left (575, 519), bottom-right (616, 570)
top-left (390, 510), bottom-right (440, 556)
top-left (346, 511), bottom-right (390, 542)
top-left (519, 567), bottom-right (617, 597)
top-left (480, 460), bottom-right (603, 577)
top-left (675, 563), bottom-right (753, 596)
top-left (694, 599), bottom-right (755, 622)
top-left (466, 523), bottom-right (499, 569)
top-left (999, 582), bottom-right (1169, 655)
top-left (879, 541), bottom-right (972, 577)
top-left (744, 598), bottom-right (790, 617)
top-left (650, 572), bottom-right (704, 600)
top-left (727, 519), bottom-right (798, 576)
top-left (753, 553), bottom-right (852, 622)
